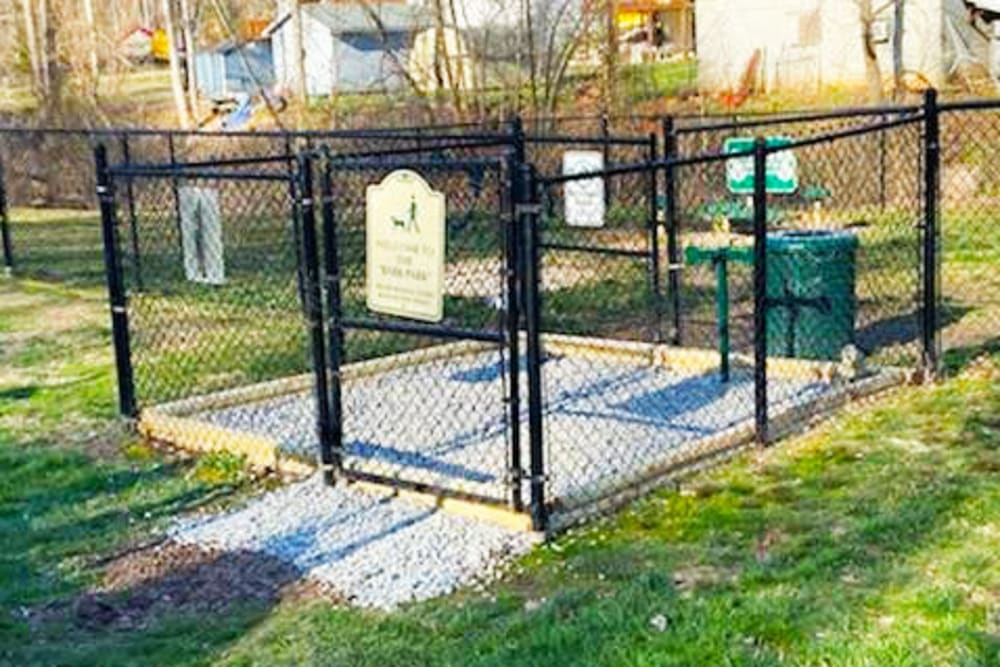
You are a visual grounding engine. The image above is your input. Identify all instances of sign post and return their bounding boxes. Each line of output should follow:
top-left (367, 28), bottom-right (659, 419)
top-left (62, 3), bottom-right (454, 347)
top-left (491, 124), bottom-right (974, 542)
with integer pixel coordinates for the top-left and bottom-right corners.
top-left (365, 170), bottom-right (446, 323)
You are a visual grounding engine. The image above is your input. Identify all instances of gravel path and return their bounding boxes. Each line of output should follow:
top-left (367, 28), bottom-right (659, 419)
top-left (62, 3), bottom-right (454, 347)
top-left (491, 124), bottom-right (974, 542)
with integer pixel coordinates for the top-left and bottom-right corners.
top-left (169, 476), bottom-right (539, 610)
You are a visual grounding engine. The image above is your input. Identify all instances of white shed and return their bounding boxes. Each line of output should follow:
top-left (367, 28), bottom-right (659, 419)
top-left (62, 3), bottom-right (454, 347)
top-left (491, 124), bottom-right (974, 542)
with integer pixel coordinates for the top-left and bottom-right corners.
top-left (267, 2), bottom-right (430, 96)
top-left (695, 0), bottom-right (993, 93)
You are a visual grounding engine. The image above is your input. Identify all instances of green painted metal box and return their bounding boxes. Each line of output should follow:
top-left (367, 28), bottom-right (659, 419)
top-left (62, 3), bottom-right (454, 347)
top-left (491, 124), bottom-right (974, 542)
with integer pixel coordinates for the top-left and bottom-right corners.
top-left (766, 230), bottom-right (858, 361)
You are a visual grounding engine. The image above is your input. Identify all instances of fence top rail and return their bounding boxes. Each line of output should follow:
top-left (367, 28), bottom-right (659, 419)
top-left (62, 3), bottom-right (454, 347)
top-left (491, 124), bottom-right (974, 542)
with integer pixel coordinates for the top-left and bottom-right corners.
top-left (538, 159), bottom-right (663, 186)
top-left (524, 133), bottom-right (649, 146)
top-left (314, 137), bottom-right (511, 161)
top-left (673, 103), bottom-right (921, 136)
top-left (765, 112), bottom-right (924, 154)
top-left (106, 164), bottom-right (294, 182)
top-left (539, 109), bottom-right (926, 183)
top-left (938, 97), bottom-right (1000, 112)
top-left (0, 125), bottom-right (514, 142)
top-left (323, 155), bottom-right (506, 172)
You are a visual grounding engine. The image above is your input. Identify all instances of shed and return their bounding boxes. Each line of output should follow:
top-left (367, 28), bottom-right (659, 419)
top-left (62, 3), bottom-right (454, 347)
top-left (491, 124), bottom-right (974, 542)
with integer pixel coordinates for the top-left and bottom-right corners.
top-left (266, 2), bottom-right (430, 95)
top-left (695, 0), bottom-right (997, 94)
top-left (194, 39), bottom-right (276, 101)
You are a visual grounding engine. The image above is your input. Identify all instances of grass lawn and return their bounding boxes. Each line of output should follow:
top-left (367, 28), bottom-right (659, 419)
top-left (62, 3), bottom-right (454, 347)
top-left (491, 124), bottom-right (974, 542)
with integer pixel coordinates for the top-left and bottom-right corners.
top-left (2, 274), bottom-right (998, 665)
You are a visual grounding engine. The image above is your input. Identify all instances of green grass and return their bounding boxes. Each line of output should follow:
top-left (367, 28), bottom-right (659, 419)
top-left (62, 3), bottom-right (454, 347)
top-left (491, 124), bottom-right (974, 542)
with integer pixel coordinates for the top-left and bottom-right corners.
top-left (2, 276), bottom-right (999, 665)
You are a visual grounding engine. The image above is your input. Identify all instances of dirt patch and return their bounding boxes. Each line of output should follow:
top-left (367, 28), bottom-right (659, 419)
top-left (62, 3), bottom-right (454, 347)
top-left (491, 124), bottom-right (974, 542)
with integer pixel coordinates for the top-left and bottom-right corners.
top-left (31, 541), bottom-right (338, 632)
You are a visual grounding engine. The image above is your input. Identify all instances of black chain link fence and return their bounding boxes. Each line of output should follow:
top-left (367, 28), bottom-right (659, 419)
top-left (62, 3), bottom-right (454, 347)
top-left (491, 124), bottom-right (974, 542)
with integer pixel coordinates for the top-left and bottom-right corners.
top-left (4, 92), bottom-right (997, 530)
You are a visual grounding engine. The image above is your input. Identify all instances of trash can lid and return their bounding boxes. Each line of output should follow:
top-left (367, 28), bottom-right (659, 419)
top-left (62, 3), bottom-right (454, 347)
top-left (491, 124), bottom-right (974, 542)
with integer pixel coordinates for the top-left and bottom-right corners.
top-left (766, 229), bottom-right (858, 251)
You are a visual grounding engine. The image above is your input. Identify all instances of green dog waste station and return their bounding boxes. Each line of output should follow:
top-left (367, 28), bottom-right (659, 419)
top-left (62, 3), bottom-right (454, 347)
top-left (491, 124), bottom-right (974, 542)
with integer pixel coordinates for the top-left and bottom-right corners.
top-left (686, 229), bottom-right (859, 380)
top-left (766, 230), bottom-right (858, 361)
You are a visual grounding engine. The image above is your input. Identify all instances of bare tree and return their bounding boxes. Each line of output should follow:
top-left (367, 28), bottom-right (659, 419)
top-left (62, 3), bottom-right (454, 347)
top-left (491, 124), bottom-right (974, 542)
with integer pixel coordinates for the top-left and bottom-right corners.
top-left (162, 0), bottom-right (192, 127)
top-left (282, 0), bottom-right (307, 105)
top-left (856, 0), bottom-right (901, 102)
top-left (19, 0), bottom-right (44, 96)
top-left (82, 0), bottom-right (100, 102)
top-left (179, 0), bottom-right (199, 118)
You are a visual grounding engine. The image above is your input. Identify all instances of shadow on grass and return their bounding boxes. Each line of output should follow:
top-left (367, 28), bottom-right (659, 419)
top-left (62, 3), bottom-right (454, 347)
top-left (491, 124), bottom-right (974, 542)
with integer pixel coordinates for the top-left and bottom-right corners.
top-left (0, 437), bottom-right (287, 667)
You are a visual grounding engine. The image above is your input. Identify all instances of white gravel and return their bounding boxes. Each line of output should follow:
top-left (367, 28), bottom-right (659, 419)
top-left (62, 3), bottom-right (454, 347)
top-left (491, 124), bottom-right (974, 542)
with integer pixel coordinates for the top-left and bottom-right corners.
top-left (168, 475), bottom-right (539, 609)
top-left (200, 350), bottom-right (832, 503)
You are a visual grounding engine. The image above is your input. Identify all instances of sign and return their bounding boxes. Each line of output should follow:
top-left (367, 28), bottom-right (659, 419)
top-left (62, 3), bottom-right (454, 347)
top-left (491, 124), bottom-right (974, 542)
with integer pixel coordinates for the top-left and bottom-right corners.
top-left (179, 186), bottom-right (226, 285)
top-left (562, 150), bottom-right (606, 228)
top-left (366, 170), bottom-right (446, 322)
top-left (723, 136), bottom-right (798, 195)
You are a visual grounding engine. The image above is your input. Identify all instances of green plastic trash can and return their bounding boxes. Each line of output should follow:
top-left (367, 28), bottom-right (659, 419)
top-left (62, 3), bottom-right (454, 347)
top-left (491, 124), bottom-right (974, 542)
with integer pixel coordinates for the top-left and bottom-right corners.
top-left (765, 230), bottom-right (858, 361)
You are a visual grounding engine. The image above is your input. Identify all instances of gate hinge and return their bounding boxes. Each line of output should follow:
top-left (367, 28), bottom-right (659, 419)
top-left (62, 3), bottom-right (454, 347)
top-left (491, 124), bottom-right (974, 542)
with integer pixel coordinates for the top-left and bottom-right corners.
top-left (515, 203), bottom-right (541, 216)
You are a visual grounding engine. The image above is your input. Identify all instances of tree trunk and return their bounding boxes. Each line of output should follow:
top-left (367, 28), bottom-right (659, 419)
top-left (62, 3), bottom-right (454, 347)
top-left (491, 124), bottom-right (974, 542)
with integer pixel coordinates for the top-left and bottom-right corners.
top-left (179, 0), bottom-right (198, 119)
top-left (603, 0), bottom-right (619, 114)
top-left (284, 0), bottom-right (307, 104)
top-left (162, 0), bottom-right (191, 128)
top-left (858, 0), bottom-right (884, 103)
top-left (82, 0), bottom-right (100, 102)
top-left (38, 0), bottom-right (51, 96)
top-left (19, 0), bottom-right (43, 97)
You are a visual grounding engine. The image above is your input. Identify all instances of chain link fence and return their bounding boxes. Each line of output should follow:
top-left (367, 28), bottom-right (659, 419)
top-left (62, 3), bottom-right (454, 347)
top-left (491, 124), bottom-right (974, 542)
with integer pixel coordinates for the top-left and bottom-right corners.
top-left (4, 92), bottom-right (998, 530)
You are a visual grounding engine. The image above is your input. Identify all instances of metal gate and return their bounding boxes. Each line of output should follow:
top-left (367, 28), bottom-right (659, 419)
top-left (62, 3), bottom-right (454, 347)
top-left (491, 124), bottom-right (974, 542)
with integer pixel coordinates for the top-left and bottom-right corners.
top-left (302, 150), bottom-right (525, 510)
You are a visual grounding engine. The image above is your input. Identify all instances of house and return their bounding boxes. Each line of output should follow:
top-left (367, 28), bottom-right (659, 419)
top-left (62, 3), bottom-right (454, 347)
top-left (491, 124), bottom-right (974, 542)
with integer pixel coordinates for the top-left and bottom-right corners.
top-left (194, 39), bottom-right (276, 101)
top-left (617, 0), bottom-right (695, 63)
top-left (695, 0), bottom-right (998, 94)
top-left (266, 2), bottom-right (431, 96)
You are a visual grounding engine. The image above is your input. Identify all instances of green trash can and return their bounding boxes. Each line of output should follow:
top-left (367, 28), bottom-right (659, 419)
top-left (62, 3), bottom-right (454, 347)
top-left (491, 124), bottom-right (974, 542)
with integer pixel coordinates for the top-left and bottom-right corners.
top-left (766, 230), bottom-right (858, 361)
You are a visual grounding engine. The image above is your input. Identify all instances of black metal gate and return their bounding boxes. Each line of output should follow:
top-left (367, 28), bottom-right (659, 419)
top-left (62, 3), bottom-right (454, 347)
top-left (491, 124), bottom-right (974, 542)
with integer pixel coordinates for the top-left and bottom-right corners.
top-left (301, 151), bottom-right (525, 510)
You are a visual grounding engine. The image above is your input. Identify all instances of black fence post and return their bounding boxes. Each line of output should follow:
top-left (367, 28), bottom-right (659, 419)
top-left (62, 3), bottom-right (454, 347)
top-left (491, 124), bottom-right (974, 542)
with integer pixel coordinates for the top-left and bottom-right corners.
top-left (320, 158), bottom-right (344, 483)
top-left (298, 151), bottom-right (336, 483)
top-left (647, 131), bottom-right (664, 343)
top-left (506, 116), bottom-right (524, 511)
top-left (752, 137), bottom-right (769, 446)
top-left (94, 143), bottom-right (136, 418)
top-left (922, 88), bottom-right (940, 377)
top-left (0, 153), bottom-right (12, 275)
top-left (520, 162), bottom-right (547, 531)
top-left (119, 134), bottom-right (144, 291)
top-left (662, 116), bottom-right (682, 345)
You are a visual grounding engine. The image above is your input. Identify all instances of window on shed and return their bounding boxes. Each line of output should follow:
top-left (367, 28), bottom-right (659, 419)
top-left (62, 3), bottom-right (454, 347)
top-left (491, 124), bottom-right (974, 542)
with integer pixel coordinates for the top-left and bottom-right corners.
top-left (339, 31), bottom-right (409, 52)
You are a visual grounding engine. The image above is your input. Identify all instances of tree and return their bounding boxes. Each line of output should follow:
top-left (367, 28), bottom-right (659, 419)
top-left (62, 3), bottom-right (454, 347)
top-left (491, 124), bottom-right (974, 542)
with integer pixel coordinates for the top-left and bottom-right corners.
top-left (19, 0), bottom-right (43, 97)
top-left (162, 0), bottom-right (191, 127)
top-left (282, 0), bottom-right (307, 105)
top-left (179, 0), bottom-right (198, 118)
top-left (855, 0), bottom-right (902, 102)
top-left (82, 0), bottom-right (100, 102)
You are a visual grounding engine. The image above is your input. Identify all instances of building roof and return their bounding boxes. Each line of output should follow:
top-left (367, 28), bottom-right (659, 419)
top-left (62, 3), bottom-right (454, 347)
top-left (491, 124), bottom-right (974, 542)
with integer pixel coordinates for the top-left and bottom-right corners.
top-left (265, 2), bottom-right (431, 37)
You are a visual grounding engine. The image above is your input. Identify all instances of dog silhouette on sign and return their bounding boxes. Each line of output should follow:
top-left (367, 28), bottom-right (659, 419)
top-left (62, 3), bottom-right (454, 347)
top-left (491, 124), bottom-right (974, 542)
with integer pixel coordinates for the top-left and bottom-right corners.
top-left (391, 195), bottom-right (419, 232)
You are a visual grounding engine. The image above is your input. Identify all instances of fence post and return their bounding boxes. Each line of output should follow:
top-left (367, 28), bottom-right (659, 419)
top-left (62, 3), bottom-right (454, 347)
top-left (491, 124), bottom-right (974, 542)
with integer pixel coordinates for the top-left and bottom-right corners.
top-left (520, 162), bottom-right (547, 531)
top-left (752, 137), bottom-right (769, 445)
top-left (94, 143), bottom-right (137, 418)
top-left (647, 131), bottom-right (664, 343)
top-left (119, 134), bottom-right (144, 291)
top-left (506, 116), bottom-right (524, 511)
top-left (298, 151), bottom-right (336, 484)
top-left (922, 88), bottom-right (941, 377)
top-left (662, 116), bottom-right (682, 345)
top-left (0, 153), bottom-right (12, 275)
top-left (319, 158), bottom-right (344, 483)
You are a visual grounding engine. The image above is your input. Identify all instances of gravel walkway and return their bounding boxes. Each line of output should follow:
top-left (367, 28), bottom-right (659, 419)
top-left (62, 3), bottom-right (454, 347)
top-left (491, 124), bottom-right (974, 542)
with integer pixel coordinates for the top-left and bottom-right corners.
top-left (169, 476), bottom-right (538, 609)
top-left (200, 349), bottom-right (832, 503)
